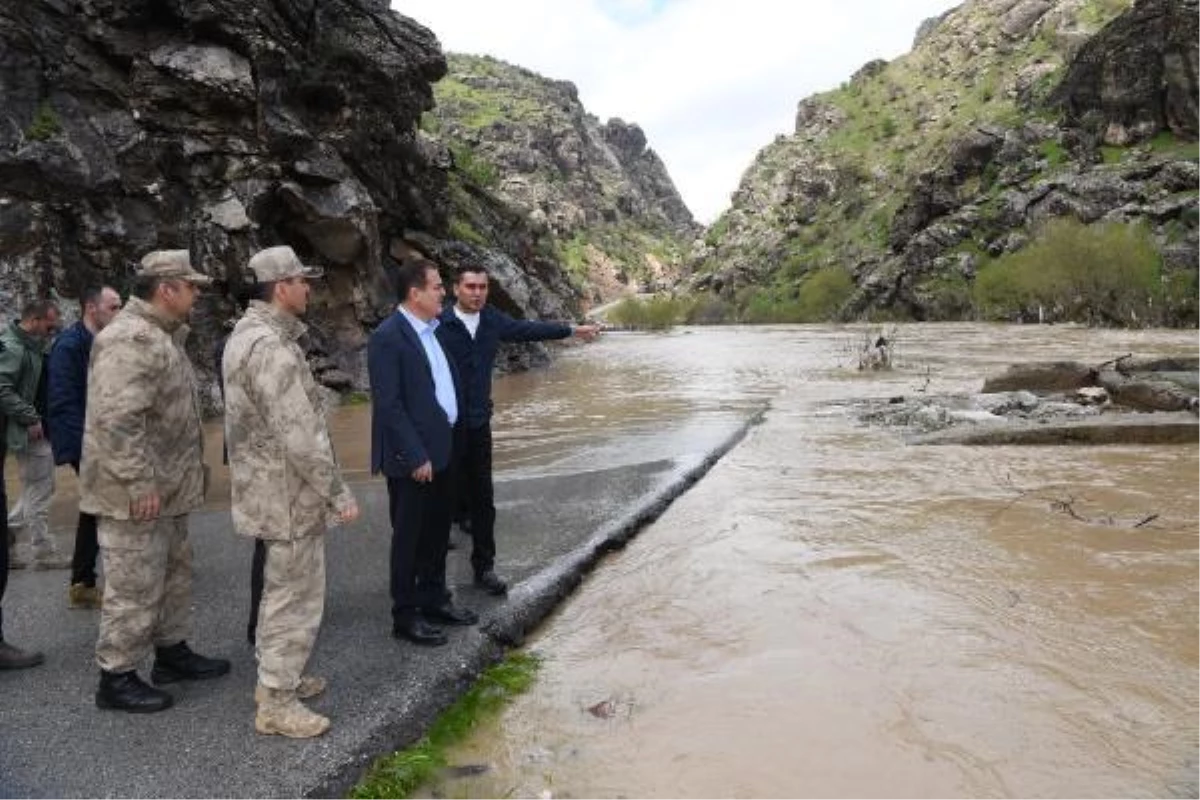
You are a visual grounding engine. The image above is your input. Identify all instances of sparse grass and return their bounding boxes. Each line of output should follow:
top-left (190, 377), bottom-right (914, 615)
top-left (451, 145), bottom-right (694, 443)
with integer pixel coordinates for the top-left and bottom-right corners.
top-left (1147, 130), bottom-right (1199, 160)
top-left (1099, 145), bottom-right (1126, 164)
top-left (555, 222), bottom-right (684, 288)
top-left (350, 651), bottom-right (542, 800)
top-left (1039, 140), bottom-right (1069, 167)
top-left (448, 142), bottom-right (499, 188)
top-left (433, 75), bottom-right (544, 130)
top-left (1078, 0), bottom-right (1134, 28)
top-left (342, 391), bottom-right (370, 406)
top-left (704, 215), bottom-right (730, 247)
top-left (449, 215), bottom-right (488, 246)
top-left (26, 101), bottom-right (60, 141)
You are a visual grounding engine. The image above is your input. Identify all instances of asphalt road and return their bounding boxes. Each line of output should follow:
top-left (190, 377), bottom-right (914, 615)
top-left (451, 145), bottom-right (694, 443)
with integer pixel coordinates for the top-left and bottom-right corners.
top-left (0, 410), bottom-right (759, 798)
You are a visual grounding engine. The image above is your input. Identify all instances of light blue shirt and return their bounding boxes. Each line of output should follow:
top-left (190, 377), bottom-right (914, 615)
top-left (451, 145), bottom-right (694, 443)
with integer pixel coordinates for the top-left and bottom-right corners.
top-left (398, 306), bottom-right (458, 426)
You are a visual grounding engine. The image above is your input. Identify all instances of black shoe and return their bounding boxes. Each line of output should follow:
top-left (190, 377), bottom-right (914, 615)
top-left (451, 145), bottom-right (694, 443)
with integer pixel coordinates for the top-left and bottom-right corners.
top-left (96, 670), bottom-right (174, 713)
top-left (0, 640), bottom-right (44, 670)
top-left (392, 618), bottom-right (448, 647)
top-left (421, 602), bottom-right (478, 626)
top-left (150, 641), bottom-right (231, 684)
top-left (474, 570), bottom-right (508, 596)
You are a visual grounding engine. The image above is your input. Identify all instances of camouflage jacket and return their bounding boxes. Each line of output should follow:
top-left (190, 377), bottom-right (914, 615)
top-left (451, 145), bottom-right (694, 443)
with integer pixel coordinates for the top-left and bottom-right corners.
top-left (79, 297), bottom-right (206, 519)
top-left (222, 301), bottom-right (353, 540)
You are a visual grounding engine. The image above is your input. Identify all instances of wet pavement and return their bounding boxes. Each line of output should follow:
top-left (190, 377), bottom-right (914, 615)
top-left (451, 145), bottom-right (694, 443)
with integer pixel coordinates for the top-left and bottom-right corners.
top-left (0, 407), bottom-right (760, 799)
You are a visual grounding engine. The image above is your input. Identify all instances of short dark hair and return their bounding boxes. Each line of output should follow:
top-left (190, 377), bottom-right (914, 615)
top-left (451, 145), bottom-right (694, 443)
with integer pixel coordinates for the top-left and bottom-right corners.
top-left (394, 257), bottom-right (439, 301)
top-left (455, 264), bottom-right (489, 283)
top-left (20, 299), bottom-right (58, 321)
top-left (253, 281), bottom-right (277, 303)
top-left (131, 275), bottom-right (164, 301)
top-left (80, 285), bottom-right (108, 311)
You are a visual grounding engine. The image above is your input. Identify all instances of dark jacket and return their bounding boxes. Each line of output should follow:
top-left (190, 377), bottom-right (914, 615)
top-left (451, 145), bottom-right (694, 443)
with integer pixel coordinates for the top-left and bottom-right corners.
top-left (368, 310), bottom-right (463, 477)
top-left (0, 320), bottom-right (50, 453)
top-left (436, 304), bottom-right (570, 429)
top-left (47, 320), bottom-right (93, 465)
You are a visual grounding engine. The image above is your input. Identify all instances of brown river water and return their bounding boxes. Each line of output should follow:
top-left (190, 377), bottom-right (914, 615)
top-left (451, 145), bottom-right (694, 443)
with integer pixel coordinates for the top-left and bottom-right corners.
top-left (421, 323), bottom-right (1199, 799)
top-left (24, 322), bottom-right (1198, 797)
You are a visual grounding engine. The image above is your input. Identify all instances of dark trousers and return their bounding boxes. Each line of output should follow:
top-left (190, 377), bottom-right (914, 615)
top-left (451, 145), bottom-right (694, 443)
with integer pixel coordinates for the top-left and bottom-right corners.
top-left (247, 539), bottom-right (266, 642)
top-left (68, 462), bottom-right (99, 587)
top-left (0, 440), bottom-right (8, 640)
top-left (386, 471), bottom-right (453, 623)
top-left (458, 423), bottom-right (497, 575)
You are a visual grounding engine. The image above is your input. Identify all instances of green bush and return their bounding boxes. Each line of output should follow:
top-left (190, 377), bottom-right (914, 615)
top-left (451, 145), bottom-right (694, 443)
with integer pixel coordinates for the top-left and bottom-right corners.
top-left (797, 267), bottom-right (855, 320)
top-left (972, 218), bottom-right (1164, 326)
top-left (682, 292), bottom-right (734, 324)
top-left (606, 295), bottom-right (686, 330)
top-left (736, 267), bottom-right (855, 324)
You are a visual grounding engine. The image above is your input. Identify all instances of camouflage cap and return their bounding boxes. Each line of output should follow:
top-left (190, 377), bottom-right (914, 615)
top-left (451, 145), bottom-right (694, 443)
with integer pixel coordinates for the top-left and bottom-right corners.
top-left (138, 250), bottom-right (214, 286)
top-left (247, 246), bottom-right (324, 283)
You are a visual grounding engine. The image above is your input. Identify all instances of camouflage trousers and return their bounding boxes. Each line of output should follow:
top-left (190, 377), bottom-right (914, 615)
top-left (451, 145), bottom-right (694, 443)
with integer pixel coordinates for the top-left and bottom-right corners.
top-left (256, 534), bottom-right (325, 692)
top-left (95, 515), bottom-right (192, 673)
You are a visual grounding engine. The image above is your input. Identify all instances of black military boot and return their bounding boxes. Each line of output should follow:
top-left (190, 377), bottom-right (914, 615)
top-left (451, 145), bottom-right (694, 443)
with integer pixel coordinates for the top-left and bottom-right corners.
top-left (96, 669), bottom-right (174, 713)
top-left (150, 641), bottom-right (231, 684)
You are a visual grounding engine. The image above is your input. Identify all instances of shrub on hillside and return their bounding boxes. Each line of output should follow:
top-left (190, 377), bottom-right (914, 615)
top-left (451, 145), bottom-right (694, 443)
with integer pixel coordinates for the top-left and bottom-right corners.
top-left (972, 218), bottom-right (1165, 326)
top-left (606, 295), bottom-right (685, 330)
top-left (738, 267), bottom-right (855, 323)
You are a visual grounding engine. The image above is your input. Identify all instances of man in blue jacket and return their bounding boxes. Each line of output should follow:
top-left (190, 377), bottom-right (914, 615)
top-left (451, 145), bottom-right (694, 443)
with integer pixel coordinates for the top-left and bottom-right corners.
top-left (48, 285), bottom-right (122, 609)
top-left (369, 257), bottom-right (474, 646)
top-left (436, 265), bottom-right (599, 596)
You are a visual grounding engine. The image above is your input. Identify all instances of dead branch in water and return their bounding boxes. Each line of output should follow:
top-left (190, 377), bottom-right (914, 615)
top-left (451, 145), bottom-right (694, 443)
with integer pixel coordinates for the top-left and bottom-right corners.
top-left (993, 472), bottom-right (1161, 530)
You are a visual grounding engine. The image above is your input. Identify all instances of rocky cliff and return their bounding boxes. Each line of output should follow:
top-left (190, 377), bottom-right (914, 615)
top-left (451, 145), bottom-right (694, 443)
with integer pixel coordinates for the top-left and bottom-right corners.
top-left (427, 53), bottom-right (699, 306)
top-left (692, 0), bottom-right (1199, 326)
top-left (0, 0), bottom-right (693, 410)
top-left (2, 0), bottom-right (453, 406)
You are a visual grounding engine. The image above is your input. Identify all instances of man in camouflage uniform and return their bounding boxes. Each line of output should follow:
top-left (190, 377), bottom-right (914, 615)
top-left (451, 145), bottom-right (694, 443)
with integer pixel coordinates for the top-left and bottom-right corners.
top-left (223, 245), bottom-right (359, 739)
top-left (81, 249), bottom-right (230, 714)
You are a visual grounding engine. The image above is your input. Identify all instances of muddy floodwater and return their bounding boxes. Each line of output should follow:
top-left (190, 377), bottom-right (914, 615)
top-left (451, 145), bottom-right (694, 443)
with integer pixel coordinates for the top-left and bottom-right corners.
top-left (417, 323), bottom-right (1199, 799)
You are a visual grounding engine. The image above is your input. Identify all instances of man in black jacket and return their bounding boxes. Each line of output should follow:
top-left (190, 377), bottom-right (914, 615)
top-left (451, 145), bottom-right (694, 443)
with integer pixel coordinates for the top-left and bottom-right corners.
top-left (48, 285), bottom-right (122, 609)
top-left (436, 265), bottom-right (599, 596)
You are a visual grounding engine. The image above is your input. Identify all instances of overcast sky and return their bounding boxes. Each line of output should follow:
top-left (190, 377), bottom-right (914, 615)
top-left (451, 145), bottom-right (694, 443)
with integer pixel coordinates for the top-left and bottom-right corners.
top-left (394, 0), bottom-right (961, 223)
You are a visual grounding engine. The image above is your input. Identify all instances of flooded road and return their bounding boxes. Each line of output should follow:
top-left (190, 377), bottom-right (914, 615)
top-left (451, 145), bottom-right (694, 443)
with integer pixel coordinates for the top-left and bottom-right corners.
top-left (418, 323), bottom-right (1198, 799)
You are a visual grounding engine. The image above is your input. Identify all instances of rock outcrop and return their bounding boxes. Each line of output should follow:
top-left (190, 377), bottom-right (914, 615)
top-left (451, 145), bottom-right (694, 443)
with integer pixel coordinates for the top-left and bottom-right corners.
top-left (1, 0), bottom-right (455, 408)
top-left (1, 2), bottom-right (694, 411)
top-left (429, 54), bottom-right (699, 305)
top-left (1051, 0), bottom-right (1199, 142)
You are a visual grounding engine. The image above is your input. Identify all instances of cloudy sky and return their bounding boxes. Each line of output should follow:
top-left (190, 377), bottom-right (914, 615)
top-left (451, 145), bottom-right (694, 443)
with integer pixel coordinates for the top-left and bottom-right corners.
top-left (394, 0), bottom-right (961, 223)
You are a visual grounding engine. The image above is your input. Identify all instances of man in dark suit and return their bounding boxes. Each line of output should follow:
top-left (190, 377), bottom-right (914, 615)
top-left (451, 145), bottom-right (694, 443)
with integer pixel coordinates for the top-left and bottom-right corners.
top-left (437, 265), bottom-right (599, 595)
top-left (368, 257), bottom-right (476, 647)
top-left (48, 285), bottom-right (122, 609)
